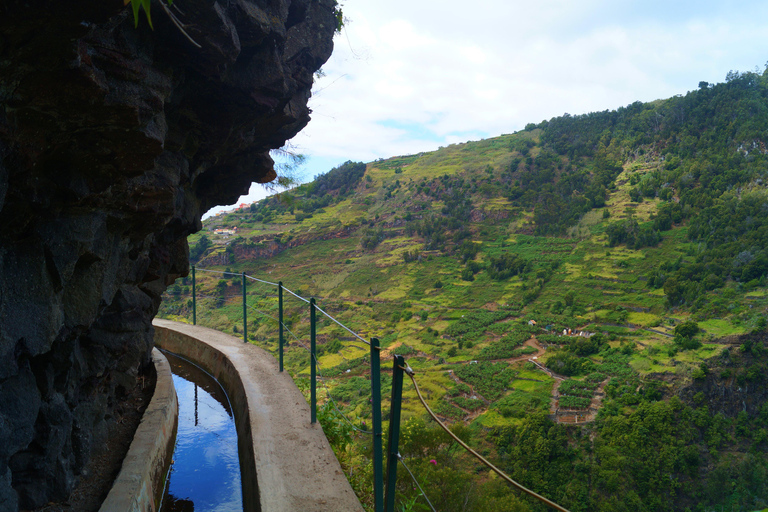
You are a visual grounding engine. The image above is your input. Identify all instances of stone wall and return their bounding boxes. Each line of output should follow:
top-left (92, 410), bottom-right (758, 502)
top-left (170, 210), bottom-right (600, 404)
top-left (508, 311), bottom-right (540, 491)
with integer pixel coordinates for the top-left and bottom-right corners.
top-left (0, 0), bottom-right (335, 507)
top-left (153, 319), bottom-right (363, 512)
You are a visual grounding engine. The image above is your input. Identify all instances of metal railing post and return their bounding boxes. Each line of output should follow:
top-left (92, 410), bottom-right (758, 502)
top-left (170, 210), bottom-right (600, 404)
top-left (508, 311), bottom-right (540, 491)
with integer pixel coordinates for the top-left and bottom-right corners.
top-left (371, 338), bottom-right (384, 512)
top-left (310, 297), bottom-right (317, 424)
top-left (385, 355), bottom-right (405, 512)
top-left (192, 265), bottom-right (196, 325)
top-left (242, 272), bottom-right (247, 343)
top-left (278, 282), bottom-right (284, 372)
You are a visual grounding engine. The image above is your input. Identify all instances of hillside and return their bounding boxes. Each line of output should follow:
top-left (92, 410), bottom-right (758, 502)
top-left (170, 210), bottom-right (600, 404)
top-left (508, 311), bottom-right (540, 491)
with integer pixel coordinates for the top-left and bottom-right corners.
top-left (160, 69), bottom-right (768, 511)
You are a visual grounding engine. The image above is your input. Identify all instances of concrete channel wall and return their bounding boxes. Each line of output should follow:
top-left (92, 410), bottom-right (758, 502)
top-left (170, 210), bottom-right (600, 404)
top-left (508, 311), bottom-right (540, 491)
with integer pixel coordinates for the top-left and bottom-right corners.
top-left (152, 318), bottom-right (364, 512)
top-left (100, 349), bottom-right (178, 512)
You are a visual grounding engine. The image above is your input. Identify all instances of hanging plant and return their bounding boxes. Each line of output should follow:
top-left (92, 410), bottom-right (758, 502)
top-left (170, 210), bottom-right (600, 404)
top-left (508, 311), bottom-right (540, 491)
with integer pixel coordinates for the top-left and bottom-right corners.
top-left (124, 0), bottom-right (201, 47)
top-left (124, 0), bottom-right (171, 29)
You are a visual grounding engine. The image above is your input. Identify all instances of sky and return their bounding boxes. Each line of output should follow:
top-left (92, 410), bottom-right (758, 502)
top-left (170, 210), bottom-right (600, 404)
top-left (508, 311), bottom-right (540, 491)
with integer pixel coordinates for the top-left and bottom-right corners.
top-left (204, 0), bottom-right (768, 217)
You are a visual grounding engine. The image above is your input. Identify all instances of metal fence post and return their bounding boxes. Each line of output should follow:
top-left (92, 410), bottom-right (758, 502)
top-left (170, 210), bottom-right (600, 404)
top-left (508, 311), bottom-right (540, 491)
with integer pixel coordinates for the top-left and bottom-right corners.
top-left (192, 265), bottom-right (196, 325)
top-left (385, 354), bottom-right (405, 512)
top-left (242, 272), bottom-right (247, 343)
top-left (310, 297), bottom-right (317, 424)
top-left (278, 282), bottom-right (284, 372)
top-left (371, 338), bottom-right (384, 512)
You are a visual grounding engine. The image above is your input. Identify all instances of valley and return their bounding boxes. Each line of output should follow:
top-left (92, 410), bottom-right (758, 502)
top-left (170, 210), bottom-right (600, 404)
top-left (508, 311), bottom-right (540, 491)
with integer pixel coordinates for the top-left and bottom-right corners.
top-left (160, 70), bottom-right (768, 512)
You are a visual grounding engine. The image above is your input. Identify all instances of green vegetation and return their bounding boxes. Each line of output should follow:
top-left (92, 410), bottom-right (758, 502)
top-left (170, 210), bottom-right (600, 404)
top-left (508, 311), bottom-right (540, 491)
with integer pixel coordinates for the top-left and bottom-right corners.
top-left (159, 67), bottom-right (768, 512)
top-left (128, 0), bottom-right (172, 28)
top-left (443, 309), bottom-right (515, 341)
top-left (453, 362), bottom-right (516, 401)
top-left (559, 379), bottom-right (599, 398)
top-left (477, 333), bottom-right (532, 360)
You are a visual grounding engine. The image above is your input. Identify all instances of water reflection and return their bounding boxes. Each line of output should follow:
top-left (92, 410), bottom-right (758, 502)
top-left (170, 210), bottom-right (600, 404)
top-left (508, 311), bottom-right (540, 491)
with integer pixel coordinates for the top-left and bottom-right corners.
top-left (160, 351), bottom-right (243, 512)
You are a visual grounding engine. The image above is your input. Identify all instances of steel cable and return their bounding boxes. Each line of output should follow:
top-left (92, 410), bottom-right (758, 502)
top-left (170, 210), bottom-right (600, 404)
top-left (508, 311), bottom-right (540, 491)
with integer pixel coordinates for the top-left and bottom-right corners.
top-left (398, 455), bottom-right (437, 512)
top-left (282, 324), bottom-right (373, 435)
top-left (282, 286), bottom-right (310, 303)
top-left (245, 275), bottom-right (279, 286)
top-left (195, 268), bottom-right (232, 276)
top-left (313, 303), bottom-right (371, 346)
top-left (185, 269), bottom-right (376, 434)
top-left (401, 365), bottom-right (571, 512)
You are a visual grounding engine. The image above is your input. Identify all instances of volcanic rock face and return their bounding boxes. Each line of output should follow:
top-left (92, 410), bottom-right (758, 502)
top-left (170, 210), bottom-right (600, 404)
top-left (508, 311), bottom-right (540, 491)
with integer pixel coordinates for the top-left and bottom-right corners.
top-left (0, 0), bottom-right (335, 508)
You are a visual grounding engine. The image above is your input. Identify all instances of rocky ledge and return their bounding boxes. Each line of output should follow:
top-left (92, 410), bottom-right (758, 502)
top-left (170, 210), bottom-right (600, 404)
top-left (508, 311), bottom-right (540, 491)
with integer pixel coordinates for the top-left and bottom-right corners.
top-left (0, 0), bottom-right (335, 508)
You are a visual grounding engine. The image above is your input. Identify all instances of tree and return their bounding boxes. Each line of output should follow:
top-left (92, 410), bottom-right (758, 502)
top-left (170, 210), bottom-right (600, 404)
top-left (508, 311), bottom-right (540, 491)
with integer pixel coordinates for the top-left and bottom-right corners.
top-left (663, 277), bottom-right (685, 306)
top-left (753, 316), bottom-right (767, 334)
top-left (674, 320), bottom-right (701, 349)
top-left (675, 320), bottom-right (700, 340)
top-left (189, 235), bottom-right (211, 262)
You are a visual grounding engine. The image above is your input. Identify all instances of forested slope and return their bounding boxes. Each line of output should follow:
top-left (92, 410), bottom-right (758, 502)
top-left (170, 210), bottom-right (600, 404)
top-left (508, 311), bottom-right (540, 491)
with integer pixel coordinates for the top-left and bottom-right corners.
top-left (161, 68), bottom-right (768, 512)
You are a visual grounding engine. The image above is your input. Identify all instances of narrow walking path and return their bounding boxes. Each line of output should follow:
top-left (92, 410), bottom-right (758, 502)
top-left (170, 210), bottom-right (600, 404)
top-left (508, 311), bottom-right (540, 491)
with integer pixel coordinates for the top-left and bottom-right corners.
top-left (153, 319), bottom-right (363, 512)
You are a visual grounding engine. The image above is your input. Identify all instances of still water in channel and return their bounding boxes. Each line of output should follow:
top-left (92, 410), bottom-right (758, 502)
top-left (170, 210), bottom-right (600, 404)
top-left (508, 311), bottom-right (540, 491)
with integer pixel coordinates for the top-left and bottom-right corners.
top-left (160, 351), bottom-right (243, 512)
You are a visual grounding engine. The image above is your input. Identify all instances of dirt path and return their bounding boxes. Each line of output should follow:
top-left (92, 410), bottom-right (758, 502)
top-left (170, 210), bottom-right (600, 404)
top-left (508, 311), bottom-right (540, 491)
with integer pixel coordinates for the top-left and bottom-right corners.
top-left (439, 337), bottom-right (546, 367)
top-left (549, 377), bottom-right (610, 424)
top-left (500, 337), bottom-right (546, 364)
top-left (549, 378), bottom-right (563, 416)
top-left (322, 335), bottom-right (609, 425)
top-left (516, 342), bottom-right (613, 425)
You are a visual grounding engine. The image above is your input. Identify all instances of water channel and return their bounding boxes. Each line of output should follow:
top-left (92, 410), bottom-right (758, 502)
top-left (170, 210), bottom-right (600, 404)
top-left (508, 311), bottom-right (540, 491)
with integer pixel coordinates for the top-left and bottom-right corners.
top-left (160, 351), bottom-right (244, 512)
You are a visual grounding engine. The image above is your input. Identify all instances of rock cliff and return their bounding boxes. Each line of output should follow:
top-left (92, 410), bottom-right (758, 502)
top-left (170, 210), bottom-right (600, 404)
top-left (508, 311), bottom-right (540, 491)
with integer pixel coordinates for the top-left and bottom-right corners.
top-left (677, 333), bottom-right (768, 418)
top-left (0, 0), bottom-right (335, 507)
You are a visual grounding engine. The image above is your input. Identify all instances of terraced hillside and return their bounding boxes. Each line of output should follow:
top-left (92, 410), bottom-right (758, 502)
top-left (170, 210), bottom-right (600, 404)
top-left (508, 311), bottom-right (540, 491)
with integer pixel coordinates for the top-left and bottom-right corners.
top-left (160, 70), bottom-right (768, 512)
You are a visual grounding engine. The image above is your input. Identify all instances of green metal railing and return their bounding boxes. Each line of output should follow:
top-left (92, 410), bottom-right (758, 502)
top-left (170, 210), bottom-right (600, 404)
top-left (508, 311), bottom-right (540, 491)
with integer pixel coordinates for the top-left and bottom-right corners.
top-left (310, 297), bottom-right (317, 424)
top-left (188, 265), bottom-right (389, 512)
top-left (178, 265), bottom-right (569, 512)
top-left (385, 355), bottom-right (405, 512)
top-left (279, 282), bottom-right (284, 372)
top-left (371, 337), bottom-right (384, 512)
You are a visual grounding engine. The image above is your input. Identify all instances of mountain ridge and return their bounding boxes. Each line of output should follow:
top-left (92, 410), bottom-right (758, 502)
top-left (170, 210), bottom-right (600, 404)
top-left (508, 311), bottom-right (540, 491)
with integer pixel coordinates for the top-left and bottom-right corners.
top-left (162, 68), bottom-right (768, 512)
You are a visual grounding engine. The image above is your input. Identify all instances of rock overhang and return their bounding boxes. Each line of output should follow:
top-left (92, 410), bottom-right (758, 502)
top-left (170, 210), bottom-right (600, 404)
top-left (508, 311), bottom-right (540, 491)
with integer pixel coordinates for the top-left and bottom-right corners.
top-left (0, 0), bottom-right (336, 507)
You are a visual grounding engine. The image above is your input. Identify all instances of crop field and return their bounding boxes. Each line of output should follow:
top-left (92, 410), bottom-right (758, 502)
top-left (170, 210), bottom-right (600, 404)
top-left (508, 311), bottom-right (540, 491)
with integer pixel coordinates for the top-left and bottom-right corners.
top-left (160, 114), bottom-right (768, 511)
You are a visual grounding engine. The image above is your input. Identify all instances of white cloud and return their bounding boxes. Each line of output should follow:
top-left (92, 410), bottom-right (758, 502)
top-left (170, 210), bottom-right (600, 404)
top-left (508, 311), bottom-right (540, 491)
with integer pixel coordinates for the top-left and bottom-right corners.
top-left (459, 46), bottom-right (488, 65)
top-left (209, 0), bottom-right (768, 214)
top-left (379, 19), bottom-right (435, 51)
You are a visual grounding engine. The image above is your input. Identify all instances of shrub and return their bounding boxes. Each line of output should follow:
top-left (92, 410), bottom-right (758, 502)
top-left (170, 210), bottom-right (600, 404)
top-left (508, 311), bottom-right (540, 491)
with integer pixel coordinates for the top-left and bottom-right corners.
top-left (393, 345), bottom-right (416, 356)
top-left (559, 396), bottom-right (591, 409)
top-left (444, 309), bottom-right (514, 341)
top-left (446, 383), bottom-right (471, 396)
top-left (494, 392), bottom-right (546, 418)
top-left (454, 361), bottom-right (516, 400)
top-left (559, 379), bottom-right (598, 398)
top-left (477, 332), bottom-right (531, 360)
top-left (452, 397), bottom-right (485, 411)
top-left (487, 253), bottom-right (527, 280)
top-left (675, 320), bottom-right (700, 339)
top-left (546, 352), bottom-right (588, 376)
top-left (435, 400), bottom-right (464, 419)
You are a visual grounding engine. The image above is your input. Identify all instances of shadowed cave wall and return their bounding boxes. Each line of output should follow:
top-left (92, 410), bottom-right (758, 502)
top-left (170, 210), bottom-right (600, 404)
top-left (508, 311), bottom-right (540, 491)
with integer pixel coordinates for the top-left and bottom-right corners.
top-left (0, 0), bottom-right (335, 508)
